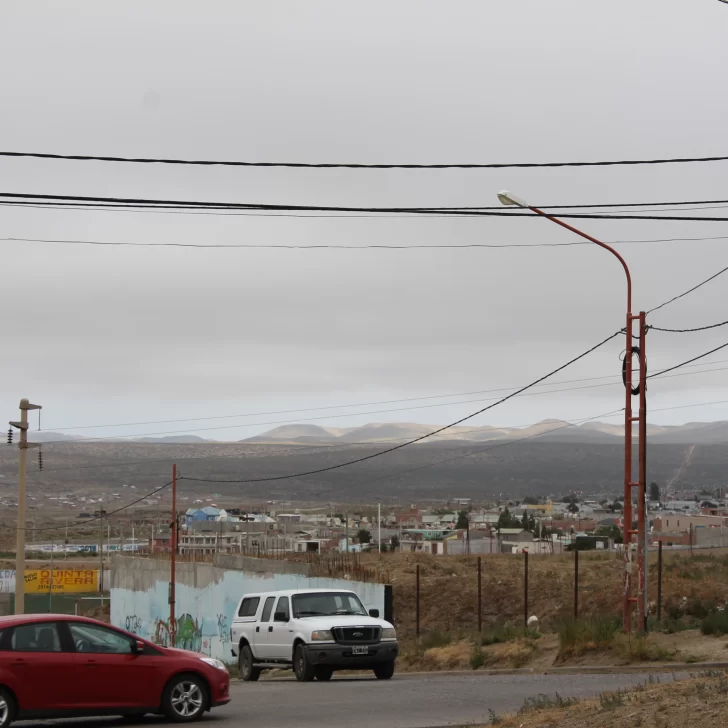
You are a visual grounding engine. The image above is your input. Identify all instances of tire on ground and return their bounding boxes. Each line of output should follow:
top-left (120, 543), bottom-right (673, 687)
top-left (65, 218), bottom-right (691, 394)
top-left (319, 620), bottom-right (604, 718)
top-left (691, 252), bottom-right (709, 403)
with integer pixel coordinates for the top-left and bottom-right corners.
top-left (0, 687), bottom-right (16, 728)
top-left (161, 673), bottom-right (209, 723)
top-left (239, 645), bottom-right (261, 682)
top-left (293, 644), bottom-right (316, 682)
top-left (373, 661), bottom-right (395, 680)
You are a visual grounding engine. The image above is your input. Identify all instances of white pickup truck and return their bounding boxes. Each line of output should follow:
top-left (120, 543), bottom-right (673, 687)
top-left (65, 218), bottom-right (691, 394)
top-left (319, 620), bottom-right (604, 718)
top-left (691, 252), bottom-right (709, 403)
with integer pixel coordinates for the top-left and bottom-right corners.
top-left (230, 588), bottom-right (398, 682)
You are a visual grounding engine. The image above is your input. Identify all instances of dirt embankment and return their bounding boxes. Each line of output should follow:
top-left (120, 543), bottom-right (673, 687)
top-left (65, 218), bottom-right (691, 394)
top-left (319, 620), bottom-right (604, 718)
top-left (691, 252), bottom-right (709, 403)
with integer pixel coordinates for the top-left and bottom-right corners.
top-left (488, 671), bottom-right (728, 728)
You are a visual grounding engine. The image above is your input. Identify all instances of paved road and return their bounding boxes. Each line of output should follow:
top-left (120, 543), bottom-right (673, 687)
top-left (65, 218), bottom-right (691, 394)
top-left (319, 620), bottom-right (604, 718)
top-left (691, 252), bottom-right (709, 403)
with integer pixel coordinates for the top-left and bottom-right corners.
top-left (17, 671), bottom-right (688, 728)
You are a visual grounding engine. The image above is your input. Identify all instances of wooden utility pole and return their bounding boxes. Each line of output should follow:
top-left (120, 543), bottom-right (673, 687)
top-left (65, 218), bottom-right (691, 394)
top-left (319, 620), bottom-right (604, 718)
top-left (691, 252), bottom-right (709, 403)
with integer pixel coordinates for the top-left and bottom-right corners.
top-left (9, 398), bottom-right (42, 615)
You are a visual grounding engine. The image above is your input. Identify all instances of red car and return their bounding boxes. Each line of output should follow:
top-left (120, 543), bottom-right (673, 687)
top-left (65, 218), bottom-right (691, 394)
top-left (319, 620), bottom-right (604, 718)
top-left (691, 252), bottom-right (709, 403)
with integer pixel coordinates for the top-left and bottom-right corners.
top-left (0, 614), bottom-right (230, 728)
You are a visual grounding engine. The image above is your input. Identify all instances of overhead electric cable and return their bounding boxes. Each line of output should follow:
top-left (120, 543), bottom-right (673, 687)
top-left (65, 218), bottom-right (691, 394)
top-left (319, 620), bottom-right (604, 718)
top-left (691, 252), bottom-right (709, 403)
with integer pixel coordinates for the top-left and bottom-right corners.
top-left (3, 150), bottom-right (728, 169)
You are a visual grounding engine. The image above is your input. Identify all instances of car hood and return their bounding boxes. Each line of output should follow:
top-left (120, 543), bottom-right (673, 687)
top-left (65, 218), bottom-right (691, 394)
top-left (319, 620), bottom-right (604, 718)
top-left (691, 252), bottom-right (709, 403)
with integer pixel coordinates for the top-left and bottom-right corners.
top-left (295, 615), bottom-right (393, 630)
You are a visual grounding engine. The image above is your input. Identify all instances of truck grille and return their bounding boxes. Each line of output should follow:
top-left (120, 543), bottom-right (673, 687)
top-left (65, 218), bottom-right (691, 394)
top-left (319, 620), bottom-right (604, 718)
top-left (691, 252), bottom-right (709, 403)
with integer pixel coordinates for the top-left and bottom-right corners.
top-left (332, 626), bottom-right (381, 644)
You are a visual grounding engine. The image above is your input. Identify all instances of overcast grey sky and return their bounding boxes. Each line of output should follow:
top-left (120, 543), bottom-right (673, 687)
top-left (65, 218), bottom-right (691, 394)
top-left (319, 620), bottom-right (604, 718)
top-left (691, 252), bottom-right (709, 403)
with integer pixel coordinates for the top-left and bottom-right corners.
top-left (1, 0), bottom-right (727, 441)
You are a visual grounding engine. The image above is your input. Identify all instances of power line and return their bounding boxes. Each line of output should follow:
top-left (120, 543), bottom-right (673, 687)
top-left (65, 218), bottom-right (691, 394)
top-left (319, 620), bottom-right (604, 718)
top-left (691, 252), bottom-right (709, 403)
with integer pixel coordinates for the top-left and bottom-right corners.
top-left (650, 320), bottom-right (728, 333)
top-left (4, 192), bottom-right (728, 222)
top-left (647, 262), bottom-right (728, 314)
top-left (649, 339), bottom-right (728, 379)
top-left (3, 150), bottom-right (728, 169)
top-left (5, 234), bottom-right (728, 251)
top-left (179, 330), bottom-right (622, 484)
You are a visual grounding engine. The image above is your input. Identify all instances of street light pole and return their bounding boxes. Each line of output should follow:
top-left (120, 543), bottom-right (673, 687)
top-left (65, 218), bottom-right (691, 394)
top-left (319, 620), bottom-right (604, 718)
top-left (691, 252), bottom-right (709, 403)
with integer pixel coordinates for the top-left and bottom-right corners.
top-left (497, 191), bottom-right (647, 632)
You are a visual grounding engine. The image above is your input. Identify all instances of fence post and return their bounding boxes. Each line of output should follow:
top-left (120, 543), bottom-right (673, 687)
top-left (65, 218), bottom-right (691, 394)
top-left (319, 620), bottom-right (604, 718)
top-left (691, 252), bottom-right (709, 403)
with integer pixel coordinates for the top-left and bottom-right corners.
top-left (523, 551), bottom-right (529, 629)
top-left (477, 556), bottom-right (482, 633)
top-left (416, 563), bottom-right (421, 638)
top-left (574, 549), bottom-right (579, 619)
top-left (657, 540), bottom-right (663, 621)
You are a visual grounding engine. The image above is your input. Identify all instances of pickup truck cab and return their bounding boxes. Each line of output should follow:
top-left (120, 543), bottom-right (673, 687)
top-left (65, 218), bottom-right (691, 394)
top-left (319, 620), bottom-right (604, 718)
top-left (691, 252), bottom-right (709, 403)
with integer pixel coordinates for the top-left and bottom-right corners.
top-left (231, 588), bottom-right (398, 682)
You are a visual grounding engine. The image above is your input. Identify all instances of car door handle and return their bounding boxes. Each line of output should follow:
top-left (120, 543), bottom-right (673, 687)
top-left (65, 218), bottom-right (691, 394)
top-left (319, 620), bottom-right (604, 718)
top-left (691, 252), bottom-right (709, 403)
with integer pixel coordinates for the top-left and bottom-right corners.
top-left (255, 627), bottom-right (260, 633)
top-left (85, 660), bottom-right (98, 667)
top-left (12, 660), bottom-right (28, 667)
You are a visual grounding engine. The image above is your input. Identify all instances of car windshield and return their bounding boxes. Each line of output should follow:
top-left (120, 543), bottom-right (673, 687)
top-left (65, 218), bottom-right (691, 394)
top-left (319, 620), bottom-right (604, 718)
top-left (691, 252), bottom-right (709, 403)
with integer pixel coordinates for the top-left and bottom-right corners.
top-left (292, 592), bottom-right (368, 617)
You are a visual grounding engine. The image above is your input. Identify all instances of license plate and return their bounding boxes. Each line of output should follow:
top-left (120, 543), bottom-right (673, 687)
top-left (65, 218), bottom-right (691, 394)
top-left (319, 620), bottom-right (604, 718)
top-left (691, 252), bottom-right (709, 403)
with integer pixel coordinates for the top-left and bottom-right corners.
top-left (352, 646), bottom-right (369, 655)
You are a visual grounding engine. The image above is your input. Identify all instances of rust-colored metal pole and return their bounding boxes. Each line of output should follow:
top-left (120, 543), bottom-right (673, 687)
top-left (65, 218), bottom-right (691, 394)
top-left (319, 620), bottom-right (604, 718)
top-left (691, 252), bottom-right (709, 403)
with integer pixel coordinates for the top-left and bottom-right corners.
top-left (574, 548), bottom-right (579, 619)
top-left (657, 540), bottom-right (663, 621)
top-left (415, 563), bottom-right (420, 638)
top-left (623, 313), bottom-right (635, 633)
top-left (523, 550), bottom-right (529, 629)
top-left (638, 311), bottom-right (648, 632)
top-left (170, 464), bottom-right (177, 647)
top-left (506, 199), bottom-right (636, 633)
top-left (477, 556), bottom-right (482, 633)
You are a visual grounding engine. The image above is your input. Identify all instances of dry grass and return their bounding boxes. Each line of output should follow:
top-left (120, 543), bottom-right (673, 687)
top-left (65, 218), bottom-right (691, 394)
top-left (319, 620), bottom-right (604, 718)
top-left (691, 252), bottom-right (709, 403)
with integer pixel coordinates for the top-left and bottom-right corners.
top-left (378, 550), bottom-right (728, 642)
top-left (484, 672), bottom-right (728, 728)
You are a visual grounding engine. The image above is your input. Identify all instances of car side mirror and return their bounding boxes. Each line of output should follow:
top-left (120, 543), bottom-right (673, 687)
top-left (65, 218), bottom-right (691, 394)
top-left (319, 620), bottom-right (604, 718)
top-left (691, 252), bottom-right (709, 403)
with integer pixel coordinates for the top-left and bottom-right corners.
top-left (369, 609), bottom-right (380, 618)
top-left (274, 612), bottom-right (289, 622)
top-left (132, 640), bottom-right (145, 654)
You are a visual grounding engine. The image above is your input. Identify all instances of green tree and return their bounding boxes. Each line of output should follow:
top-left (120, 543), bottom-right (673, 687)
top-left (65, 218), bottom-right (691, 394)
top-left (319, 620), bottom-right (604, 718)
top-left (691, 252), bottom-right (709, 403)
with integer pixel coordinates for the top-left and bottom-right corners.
top-left (390, 534), bottom-right (400, 550)
top-left (649, 482), bottom-right (661, 502)
top-left (522, 496), bottom-right (540, 506)
top-left (562, 494), bottom-right (579, 504)
top-left (567, 502), bottom-right (580, 514)
top-left (356, 528), bottom-right (371, 544)
top-left (456, 510), bottom-right (469, 530)
top-left (497, 508), bottom-right (521, 530)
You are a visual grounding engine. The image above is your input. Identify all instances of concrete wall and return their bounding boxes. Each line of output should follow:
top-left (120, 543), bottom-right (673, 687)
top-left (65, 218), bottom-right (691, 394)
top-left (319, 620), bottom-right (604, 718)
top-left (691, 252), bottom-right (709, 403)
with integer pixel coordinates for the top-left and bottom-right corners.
top-left (110, 556), bottom-right (386, 664)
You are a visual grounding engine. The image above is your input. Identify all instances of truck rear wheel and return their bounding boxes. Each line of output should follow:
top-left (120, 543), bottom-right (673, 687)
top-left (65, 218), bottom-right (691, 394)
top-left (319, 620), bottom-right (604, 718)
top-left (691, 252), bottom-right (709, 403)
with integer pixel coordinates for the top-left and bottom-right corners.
top-left (239, 645), bottom-right (261, 682)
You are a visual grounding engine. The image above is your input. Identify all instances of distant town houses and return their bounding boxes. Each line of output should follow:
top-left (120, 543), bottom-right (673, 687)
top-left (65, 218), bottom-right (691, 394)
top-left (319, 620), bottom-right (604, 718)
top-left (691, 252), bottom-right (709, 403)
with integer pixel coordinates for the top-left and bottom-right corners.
top-left (148, 490), bottom-right (728, 558)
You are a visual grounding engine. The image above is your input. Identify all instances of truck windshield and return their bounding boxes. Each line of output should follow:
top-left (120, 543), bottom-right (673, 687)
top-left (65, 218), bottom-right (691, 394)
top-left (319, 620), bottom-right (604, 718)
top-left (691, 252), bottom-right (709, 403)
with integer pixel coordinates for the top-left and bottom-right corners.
top-left (292, 592), bottom-right (368, 617)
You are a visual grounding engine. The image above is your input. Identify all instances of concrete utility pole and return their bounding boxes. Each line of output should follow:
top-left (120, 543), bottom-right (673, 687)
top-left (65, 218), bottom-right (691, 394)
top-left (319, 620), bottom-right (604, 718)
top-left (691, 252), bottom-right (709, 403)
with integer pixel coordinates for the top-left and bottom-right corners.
top-left (9, 398), bottom-right (42, 615)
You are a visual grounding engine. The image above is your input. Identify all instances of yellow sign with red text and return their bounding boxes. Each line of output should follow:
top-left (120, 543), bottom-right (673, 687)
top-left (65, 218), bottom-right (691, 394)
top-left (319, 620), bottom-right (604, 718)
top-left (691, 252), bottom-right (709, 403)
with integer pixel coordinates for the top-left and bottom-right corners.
top-left (24, 569), bottom-right (99, 593)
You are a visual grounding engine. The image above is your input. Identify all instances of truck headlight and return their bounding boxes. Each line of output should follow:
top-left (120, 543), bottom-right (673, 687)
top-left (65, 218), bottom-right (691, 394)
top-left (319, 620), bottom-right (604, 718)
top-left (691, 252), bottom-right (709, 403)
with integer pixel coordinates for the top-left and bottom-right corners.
top-left (311, 630), bottom-right (334, 641)
top-left (381, 628), bottom-right (396, 640)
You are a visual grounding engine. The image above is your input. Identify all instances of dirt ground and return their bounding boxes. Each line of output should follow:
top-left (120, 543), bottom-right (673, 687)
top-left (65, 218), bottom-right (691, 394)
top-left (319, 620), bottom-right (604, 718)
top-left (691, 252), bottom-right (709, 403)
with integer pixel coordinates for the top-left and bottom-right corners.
top-left (486, 672), bottom-right (728, 727)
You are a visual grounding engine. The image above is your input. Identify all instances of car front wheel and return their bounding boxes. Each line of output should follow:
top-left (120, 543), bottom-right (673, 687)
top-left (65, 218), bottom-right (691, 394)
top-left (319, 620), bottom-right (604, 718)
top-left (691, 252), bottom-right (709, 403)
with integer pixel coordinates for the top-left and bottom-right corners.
top-left (293, 644), bottom-right (316, 682)
top-left (0, 687), bottom-right (16, 728)
top-left (162, 674), bottom-right (208, 722)
top-left (315, 667), bottom-right (333, 681)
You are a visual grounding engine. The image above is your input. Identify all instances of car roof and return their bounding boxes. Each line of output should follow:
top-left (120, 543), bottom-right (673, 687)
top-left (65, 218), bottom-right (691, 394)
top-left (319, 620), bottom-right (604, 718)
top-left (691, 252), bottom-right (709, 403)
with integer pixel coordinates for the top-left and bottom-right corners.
top-left (241, 588), bottom-right (358, 599)
top-left (0, 614), bottom-right (106, 627)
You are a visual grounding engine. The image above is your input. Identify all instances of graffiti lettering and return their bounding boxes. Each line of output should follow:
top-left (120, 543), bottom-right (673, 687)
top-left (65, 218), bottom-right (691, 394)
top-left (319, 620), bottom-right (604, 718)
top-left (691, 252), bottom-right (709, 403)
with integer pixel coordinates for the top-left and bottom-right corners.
top-left (125, 615), bottom-right (142, 633)
top-left (153, 614), bottom-right (202, 652)
top-left (216, 614), bottom-right (229, 642)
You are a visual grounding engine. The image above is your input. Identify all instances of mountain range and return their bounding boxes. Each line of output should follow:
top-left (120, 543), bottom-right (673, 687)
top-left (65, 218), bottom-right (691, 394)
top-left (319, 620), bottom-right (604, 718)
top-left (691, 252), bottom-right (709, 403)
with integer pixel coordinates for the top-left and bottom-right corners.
top-left (26, 419), bottom-right (728, 446)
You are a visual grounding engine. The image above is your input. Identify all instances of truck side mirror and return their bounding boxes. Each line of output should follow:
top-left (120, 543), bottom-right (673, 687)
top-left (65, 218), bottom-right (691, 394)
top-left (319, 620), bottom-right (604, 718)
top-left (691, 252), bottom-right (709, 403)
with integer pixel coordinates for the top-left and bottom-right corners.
top-left (369, 609), bottom-right (380, 618)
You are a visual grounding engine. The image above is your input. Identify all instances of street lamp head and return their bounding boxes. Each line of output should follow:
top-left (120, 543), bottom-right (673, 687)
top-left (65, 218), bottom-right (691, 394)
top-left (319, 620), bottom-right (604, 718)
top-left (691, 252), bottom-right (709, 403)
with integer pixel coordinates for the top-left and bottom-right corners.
top-left (497, 190), bottom-right (529, 208)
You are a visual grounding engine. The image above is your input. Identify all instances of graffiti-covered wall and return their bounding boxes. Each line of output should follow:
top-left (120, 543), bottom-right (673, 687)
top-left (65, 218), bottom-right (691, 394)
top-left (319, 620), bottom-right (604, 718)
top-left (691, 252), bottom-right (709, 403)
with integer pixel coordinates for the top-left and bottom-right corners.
top-left (110, 556), bottom-right (386, 663)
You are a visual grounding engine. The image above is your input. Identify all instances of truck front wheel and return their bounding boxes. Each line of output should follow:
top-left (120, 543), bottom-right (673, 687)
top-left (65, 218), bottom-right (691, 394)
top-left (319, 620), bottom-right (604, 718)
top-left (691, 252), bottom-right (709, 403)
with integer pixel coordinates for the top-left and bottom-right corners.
top-left (293, 644), bottom-right (316, 682)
